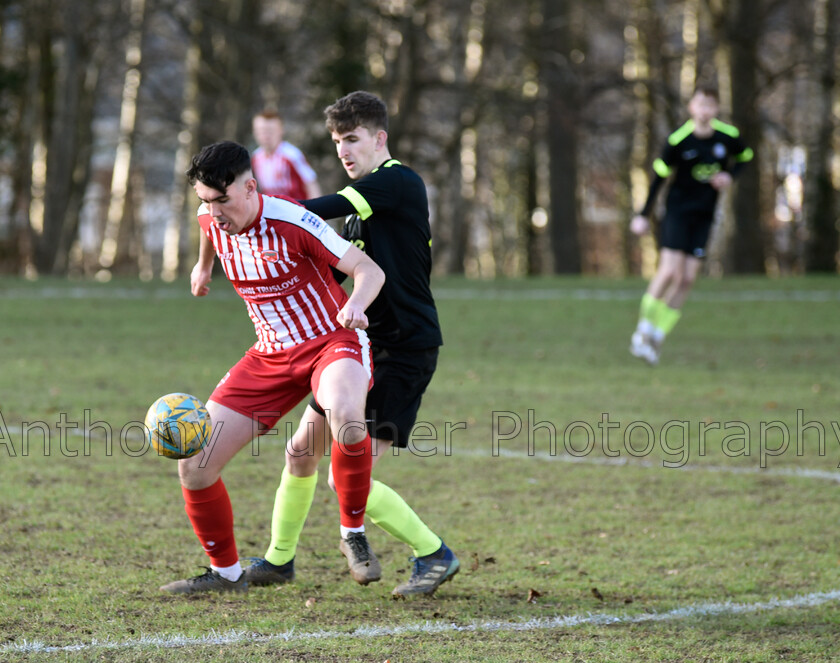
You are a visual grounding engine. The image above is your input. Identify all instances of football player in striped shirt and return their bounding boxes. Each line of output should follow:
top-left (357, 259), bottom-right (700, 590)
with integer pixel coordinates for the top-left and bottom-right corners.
top-left (629, 84), bottom-right (753, 365)
top-left (251, 109), bottom-right (322, 200)
top-left (160, 140), bottom-right (384, 594)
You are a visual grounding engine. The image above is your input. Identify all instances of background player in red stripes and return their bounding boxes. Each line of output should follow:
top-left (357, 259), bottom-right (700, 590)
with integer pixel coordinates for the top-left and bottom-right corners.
top-left (252, 109), bottom-right (322, 200)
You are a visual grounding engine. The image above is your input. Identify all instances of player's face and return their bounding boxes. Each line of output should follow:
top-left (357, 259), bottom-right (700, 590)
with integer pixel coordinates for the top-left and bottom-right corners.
top-left (331, 126), bottom-right (384, 180)
top-left (688, 92), bottom-right (718, 127)
top-left (194, 174), bottom-right (258, 235)
top-left (253, 117), bottom-right (283, 152)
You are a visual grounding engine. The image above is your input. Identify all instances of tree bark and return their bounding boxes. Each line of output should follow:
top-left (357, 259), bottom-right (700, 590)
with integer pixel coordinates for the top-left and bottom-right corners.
top-left (804, 0), bottom-right (839, 271)
top-left (541, 0), bottom-right (582, 274)
top-left (34, 1), bottom-right (98, 275)
top-left (162, 32), bottom-right (200, 281)
top-left (98, 0), bottom-right (147, 275)
top-left (4, 2), bottom-right (38, 273)
top-left (717, 0), bottom-right (767, 273)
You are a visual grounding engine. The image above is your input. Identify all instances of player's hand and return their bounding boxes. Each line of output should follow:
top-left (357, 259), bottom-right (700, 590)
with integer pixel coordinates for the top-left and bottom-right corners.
top-left (190, 263), bottom-right (212, 297)
top-left (337, 304), bottom-right (369, 330)
top-left (710, 171), bottom-right (733, 191)
top-left (629, 215), bottom-right (649, 236)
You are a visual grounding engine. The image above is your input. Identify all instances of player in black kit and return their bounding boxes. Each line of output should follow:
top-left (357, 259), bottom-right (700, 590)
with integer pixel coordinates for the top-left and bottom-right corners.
top-left (244, 91), bottom-right (459, 598)
top-left (629, 84), bottom-right (753, 365)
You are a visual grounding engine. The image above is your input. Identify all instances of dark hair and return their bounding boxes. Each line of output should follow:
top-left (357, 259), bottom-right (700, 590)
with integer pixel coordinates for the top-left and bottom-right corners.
top-left (692, 83), bottom-right (719, 101)
top-left (186, 141), bottom-right (252, 193)
top-left (324, 91), bottom-right (388, 134)
top-left (254, 109), bottom-right (283, 122)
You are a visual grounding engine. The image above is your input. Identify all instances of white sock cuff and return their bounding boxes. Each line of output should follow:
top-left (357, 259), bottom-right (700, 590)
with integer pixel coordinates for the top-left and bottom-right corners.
top-left (211, 561), bottom-right (243, 581)
top-left (638, 319), bottom-right (656, 336)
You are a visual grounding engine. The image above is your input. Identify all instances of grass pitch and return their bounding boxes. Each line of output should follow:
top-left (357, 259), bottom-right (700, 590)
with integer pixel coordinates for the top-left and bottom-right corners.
top-left (1, 275), bottom-right (839, 662)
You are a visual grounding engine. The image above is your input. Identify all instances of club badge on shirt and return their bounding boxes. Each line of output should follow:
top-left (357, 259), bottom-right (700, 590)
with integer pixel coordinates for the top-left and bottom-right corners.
top-left (260, 250), bottom-right (279, 263)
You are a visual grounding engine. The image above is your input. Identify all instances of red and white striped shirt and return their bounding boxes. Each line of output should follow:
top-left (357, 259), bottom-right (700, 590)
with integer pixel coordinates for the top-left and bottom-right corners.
top-left (251, 142), bottom-right (317, 199)
top-left (198, 194), bottom-right (352, 354)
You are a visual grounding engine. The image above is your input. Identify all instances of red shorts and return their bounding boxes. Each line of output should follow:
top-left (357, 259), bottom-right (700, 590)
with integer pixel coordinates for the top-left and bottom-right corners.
top-left (209, 328), bottom-right (372, 429)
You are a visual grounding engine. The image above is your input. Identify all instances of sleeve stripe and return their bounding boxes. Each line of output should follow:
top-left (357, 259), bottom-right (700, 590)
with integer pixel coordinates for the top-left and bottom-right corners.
top-left (735, 147), bottom-right (754, 163)
top-left (668, 120), bottom-right (695, 146)
top-left (337, 186), bottom-right (373, 220)
top-left (711, 118), bottom-right (740, 138)
top-left (653, 158), bottom-right (672, 178)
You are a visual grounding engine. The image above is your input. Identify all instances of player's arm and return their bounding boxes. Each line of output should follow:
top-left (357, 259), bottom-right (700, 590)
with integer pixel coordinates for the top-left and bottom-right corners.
top-left (190, 232), bottom-right (215, 297)
top-left (631, 174), bottom-right (666, 236)
top-left (304, 195), bottom-right (360, 285)
top-left (728, 138), bottom-right (754, 178)
top-left (709, 171), bottom-right (733, 191)
top-left (302, 193), bottom-right (356, 220)
top-left (631, 143), bottom-right (677, 235)
top-left (333, 245), bottom-right (385, 330)
top-left (712, 138), bottom-right (753, 190)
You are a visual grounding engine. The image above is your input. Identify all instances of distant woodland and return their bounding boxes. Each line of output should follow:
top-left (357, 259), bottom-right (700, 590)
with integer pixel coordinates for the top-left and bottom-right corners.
top-left (0, 0), bottom-right (837, 278)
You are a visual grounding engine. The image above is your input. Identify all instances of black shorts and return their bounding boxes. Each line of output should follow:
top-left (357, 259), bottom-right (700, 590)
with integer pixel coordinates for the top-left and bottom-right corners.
top-left (659, 209), bottom-right (714, 258)
top-left (310, 346), bottom-right (438, 448)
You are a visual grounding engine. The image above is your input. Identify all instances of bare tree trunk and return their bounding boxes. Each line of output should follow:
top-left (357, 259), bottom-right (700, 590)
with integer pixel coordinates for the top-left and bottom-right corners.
top-left (28, 0), bottom-right (59, 275)
top-left (541, 0), bottom-right (582, 274)
top-left (521, 0), bottom-right (545, 276)
top-left (523, 120), bottom-right (542, 275)
top-left (728, 5), bottom-right (764, 273)
top-left (5, 5), bottom-right (38, 274)
top-left (162, 36), bottom-right (200, 281)
top-left (131, 169), bottom-right (153, 280)
top-left (625, 0), bottom-right (659, 277)
top-left (710, 0), bottom-right (766, 273)
top-left (403, 0), bottom-right (475, 275)
top-left (440, 130), bottom-right (470, 275)
top-left (30, 0), bottom-right (99, 275)
top-left (804, 0), bottom-right (839, 271)
top-left (680, 0), bottom-right (701, 99)
top-left (220, 0), bottom-right (260, 140)
top-left (161, 0), bottom-right (261, 280)
top-left (55, 58), bottom-right (101, 275)
top-left (648, 0), bottom-right (681, 128)
top-left (98, 0), bottom-right (147, 276)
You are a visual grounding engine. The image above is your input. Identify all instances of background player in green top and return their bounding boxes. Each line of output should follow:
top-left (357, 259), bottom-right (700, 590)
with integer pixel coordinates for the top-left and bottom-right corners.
top-left (244, 91), bottom-right (459, 597)
top-left (629, 84), bottom-right (753, 365)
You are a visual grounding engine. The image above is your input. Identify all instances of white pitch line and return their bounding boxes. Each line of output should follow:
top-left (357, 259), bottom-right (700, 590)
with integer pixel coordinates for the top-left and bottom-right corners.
top-left (9, 426), bottom-right (840, 483)
top-left (482, 447), bottom-right (840, 483)
top-left (2, 285), bottom-right (840, 303)
top-left (3, 443), bottom-right (840, 655)
top-left (4, 589), bottom-right (840, 655)
top-left (434, 288), bottom-right (840, 303)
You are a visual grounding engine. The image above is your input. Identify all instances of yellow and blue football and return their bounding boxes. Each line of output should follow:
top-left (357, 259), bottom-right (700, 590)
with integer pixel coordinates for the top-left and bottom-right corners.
top-left (144, 393), bottom-right (212, 459)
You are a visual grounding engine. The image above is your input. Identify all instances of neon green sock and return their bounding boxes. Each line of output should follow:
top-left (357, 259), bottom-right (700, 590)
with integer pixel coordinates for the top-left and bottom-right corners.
top-left (657, 303), bottom-right (682, 335)
top-left (264, 467), bottom-right (318, 566)
top-left (366, 480), bottom-right (442, 557)
top-left (648, 296), bottom-right (670, 329)
top-left (639, 293), bottom-right (659, 324)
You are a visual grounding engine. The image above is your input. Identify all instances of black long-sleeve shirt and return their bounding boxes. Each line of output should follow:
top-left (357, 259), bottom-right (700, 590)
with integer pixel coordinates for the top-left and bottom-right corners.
top-left (303, 159), bottom-right (442, 351)
top-left (640, 119), bottom-right (753, 218)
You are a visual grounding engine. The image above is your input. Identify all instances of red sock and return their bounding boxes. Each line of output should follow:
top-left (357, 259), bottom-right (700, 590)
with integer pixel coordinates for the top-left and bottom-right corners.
top-left (331, 433), bottom-right (372, 528)
top-left (182, 478), bottom-right (239, 567)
